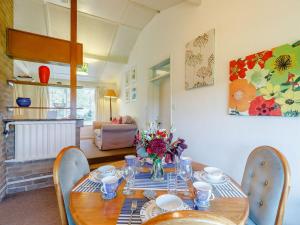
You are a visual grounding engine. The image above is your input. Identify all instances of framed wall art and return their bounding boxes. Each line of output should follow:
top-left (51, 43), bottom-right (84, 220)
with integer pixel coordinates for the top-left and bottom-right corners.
top-left (229, 41), bottom-right (300, 117)
top-left (185, 29), bottom-right (215, 90)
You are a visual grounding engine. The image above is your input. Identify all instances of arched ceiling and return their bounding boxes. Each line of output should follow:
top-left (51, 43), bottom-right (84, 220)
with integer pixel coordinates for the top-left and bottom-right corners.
top-left (13, 0), bottom-right (198, 83)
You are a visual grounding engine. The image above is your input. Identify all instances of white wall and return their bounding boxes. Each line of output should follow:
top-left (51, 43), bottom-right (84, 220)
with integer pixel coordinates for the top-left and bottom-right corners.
top-left (159, 76), bottom-right (171, 129)
top-left (120, 0), bottom-right (300, 224)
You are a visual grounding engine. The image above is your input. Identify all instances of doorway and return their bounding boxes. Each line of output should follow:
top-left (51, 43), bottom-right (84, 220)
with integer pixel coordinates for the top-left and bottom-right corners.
top-left (147, 58), bottom-right (171, 129)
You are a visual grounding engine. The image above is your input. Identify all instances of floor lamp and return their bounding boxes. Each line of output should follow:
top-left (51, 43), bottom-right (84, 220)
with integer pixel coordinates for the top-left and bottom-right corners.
top-left (104, 89), bottom-right (117, 121)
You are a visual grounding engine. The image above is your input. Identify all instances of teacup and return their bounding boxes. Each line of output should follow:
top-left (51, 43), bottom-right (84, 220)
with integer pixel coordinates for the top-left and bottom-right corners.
top-left (125, 155), bottom-right (137, 167)
top-left (101, 175), bottom-right (119, 200)
top-left (204, 167), bottom-right (223, 181)
top-left (193, 181), bottom-right (214, 208)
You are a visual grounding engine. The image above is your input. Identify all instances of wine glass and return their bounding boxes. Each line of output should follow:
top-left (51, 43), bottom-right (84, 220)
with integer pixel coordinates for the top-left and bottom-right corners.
top-left (122, 166), bottom-right (135, 195)
top-left (179, 163), bottom-right (193, 196)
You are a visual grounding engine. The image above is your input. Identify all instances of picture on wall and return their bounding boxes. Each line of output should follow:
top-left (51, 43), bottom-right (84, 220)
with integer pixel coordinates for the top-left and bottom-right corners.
top-left (131, 86), bottom-right (137, 102)
top-left (185, 29), bottom-right (215, 90)
top-left (125, 70), bottom-right (130, 87)
top-left (125, 88), bottom-right (130, 103)
top-left (229, 41), bottom-right (300, 117)
top-left (130, 67), bottom-right (137, 83)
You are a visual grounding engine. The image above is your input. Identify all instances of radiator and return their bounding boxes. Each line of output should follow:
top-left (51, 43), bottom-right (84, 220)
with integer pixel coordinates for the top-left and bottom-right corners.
top-left (14, 121), bottom-right (76, 161)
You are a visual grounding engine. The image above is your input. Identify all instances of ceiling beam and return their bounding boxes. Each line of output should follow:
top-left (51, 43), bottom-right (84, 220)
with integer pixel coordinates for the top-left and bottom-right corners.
top-left (128, 0), bottom-right (160, 13)
top-left (186, 0), bottom-right (202, 6)
top-left (42, 0), bottom-right (52, 36)
top-left (84, 53), bottom-right (128, 64)
top-left (46, 2), bottom-right (142, 31)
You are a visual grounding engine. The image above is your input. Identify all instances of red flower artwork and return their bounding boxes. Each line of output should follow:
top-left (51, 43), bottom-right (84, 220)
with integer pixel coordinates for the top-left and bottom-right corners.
top-left (229, 59), bottom-right (247, 81)
top-left (245, 51), bottom-right (272, 69)
top-left (249, 96), bottom-right (282, 116)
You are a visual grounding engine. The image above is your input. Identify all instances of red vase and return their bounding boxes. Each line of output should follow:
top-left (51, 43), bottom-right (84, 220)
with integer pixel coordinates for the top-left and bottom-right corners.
top-left (39, 66), bottom-right (50, 84)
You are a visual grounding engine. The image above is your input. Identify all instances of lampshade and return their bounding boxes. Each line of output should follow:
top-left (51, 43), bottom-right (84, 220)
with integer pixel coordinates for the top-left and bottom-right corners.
top-left (104, 89), bottom-right (117, 98)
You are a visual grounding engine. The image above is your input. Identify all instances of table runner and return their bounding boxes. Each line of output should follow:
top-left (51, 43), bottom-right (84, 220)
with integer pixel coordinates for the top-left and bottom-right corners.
top-left (125, 172), bottom-right (189, 191)
top-left (117, 198), bottom-right (194, 225)
top-left (212, 180), bottom-right (247, 198)
top-left (72, 178), bottom-right (102, 192)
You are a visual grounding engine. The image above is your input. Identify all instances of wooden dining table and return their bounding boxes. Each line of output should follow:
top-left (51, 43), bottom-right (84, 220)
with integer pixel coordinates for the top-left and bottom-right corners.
top-left (69, 160), bottom-right (249, 225)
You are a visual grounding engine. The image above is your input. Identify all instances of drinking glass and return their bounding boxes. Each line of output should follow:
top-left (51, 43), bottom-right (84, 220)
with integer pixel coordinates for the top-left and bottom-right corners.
top-left (122, 166), bottom-right (135, 195)
top-left (167, 172), bottom-right (177, 194)
top-left (179, 163), bottom-right (193, 196)
top-left (175, 155), bottom-right (181, 175)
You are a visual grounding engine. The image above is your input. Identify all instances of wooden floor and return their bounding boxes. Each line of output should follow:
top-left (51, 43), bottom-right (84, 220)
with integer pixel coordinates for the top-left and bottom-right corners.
top-left (80, 139), bottom-right (136, 165)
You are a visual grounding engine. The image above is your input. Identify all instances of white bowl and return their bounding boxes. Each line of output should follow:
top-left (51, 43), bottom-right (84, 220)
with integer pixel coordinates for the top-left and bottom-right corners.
top-left (204, 167), bottom-right (223, 181)
top-left (155, 194), bottom-right (183, 212)
top-left (96, 165), bottom-right (116, 177)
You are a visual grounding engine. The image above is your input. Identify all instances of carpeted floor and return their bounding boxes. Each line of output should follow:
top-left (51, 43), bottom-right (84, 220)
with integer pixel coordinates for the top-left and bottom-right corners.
top-left (0, 187), bottom-right (60, 225)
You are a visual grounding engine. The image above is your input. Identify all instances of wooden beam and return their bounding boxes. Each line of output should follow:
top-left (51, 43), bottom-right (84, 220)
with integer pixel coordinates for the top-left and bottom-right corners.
top-left (6, 28), bottom-right (83, 65)
top-left (186, 0), bottom-right (202, 6)
top-left (84, 53), bottom-right (128, 64)
top-left (70, 0), bottom-right (77, 119)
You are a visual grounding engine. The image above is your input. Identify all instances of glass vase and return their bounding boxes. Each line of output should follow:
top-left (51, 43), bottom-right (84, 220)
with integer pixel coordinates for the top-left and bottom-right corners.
top-left (151, 159), bottom-right (164, 181)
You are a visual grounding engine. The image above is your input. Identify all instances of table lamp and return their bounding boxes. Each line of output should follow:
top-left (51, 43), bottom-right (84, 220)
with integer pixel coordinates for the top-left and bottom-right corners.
top-left (104, 89), bottom-right (117, 121)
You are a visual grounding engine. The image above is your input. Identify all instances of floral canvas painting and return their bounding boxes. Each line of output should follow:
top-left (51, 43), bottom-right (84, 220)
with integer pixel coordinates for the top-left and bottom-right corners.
top-left (229, 41), bottom-right (300, 117)
top-left (185, 29), bottom-right (215, 89)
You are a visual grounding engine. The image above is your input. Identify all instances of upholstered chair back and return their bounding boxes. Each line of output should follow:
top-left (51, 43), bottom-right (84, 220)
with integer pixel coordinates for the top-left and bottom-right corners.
top-left (242, 146), bottom-right (290, 225)
top-left (53, 146), bottom-right (90, 225)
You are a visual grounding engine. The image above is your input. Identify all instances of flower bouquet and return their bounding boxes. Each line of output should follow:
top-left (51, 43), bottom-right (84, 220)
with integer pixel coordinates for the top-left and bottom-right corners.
top-left (135, 123), bottom-right (187, 181)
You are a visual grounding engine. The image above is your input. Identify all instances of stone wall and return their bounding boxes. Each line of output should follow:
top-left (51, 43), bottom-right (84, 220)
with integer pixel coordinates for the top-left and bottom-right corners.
top-left (5, 159), bottom-right (54, 194)
top-left (0, 0), bottom-right (13, 200)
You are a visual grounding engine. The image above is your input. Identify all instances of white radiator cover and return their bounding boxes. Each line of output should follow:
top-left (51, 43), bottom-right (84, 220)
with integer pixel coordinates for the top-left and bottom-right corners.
top-left (14, 121), bottom-right (76, 161)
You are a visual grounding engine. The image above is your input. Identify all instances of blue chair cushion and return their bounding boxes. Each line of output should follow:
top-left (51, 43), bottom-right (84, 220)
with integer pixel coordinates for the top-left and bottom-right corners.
top-left (58, 148), bottom-right (90, 225)
top-left (242, 147), bottom-right (284, 225)
top-left (246, 217), bottom-right (257, 225)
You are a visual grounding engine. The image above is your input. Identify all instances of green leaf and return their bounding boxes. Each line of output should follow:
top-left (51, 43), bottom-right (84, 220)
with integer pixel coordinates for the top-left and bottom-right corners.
top-left (295, 76), bottom-right (300, 83)
top-left (292, 40), bottom-right (300, 47)
top-left (281, 89), bottom-right (289, 93)
top-left (281, 82), bottom-right (291, 86)
top-left (293, 87), bottom-right (300, 92)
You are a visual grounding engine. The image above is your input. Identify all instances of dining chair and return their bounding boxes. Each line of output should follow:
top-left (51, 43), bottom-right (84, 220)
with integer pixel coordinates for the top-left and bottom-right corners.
top-left (53, 146), bottom-right (90, 225)
top-left (143, 210), bottom-right (238, 225)
top-left (242, 146), bottom-right (291, 225)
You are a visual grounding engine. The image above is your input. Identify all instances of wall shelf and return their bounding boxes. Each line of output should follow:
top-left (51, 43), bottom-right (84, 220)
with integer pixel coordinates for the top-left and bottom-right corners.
top-left (7, 79), bottom-right (83, 89)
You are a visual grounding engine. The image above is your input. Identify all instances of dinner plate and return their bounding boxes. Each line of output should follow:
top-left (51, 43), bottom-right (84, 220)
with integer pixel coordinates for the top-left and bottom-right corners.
top-left (193, 171), bottom-right (229, 184)
top-left (140, 200), bottom-right (192, 223)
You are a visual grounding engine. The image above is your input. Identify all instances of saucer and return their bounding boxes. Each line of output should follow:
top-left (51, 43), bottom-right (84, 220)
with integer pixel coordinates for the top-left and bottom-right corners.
top-left (193, 171), bottom-right (229, 184)
top-left (101, 192), bottom-right (117, 200)
top-left (194, 199), bottom-right (210, 209)
top-left (89, 169), bottom-right (122, 183)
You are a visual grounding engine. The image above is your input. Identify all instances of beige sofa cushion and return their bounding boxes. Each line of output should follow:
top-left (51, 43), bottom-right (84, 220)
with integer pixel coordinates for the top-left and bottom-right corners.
top-left (122, 116), bottom-right (135, 124)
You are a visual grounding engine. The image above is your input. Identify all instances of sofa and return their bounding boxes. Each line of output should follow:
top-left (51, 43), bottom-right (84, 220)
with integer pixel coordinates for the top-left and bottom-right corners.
top-left (93, 116), bottom-right (137, 150)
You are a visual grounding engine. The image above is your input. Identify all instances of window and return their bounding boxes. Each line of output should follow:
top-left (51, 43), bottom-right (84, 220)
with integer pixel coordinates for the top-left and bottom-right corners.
top-left (77, 88), bottom-right (96, 125)
top-left (48, 87), bottom-right (96, 125)
top-left (48, 87), bottom-right (70, 119)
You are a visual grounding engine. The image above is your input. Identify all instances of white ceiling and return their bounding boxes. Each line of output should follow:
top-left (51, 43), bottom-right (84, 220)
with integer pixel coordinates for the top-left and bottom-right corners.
top-left (13, 0), bottom-right (188, 82)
